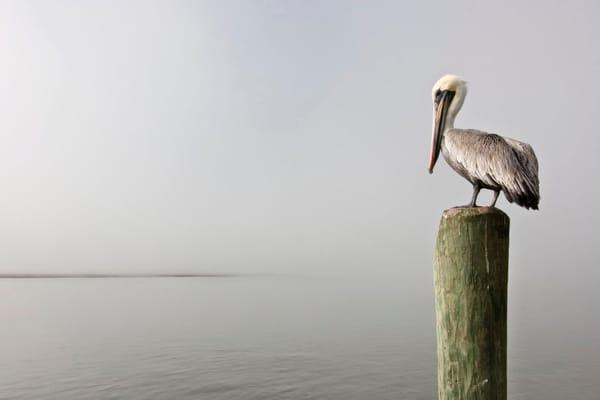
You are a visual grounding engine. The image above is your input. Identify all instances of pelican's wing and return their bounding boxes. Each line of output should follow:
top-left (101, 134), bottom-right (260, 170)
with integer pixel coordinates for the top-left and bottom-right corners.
top-left (445, 129), bottom-right (540, 209)
top-left (503, 137), bottom-right (539, 189)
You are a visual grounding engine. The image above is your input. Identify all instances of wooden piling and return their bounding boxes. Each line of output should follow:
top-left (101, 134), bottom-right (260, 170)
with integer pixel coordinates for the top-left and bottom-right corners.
top-left (433, 207), bottom-right (510, 400)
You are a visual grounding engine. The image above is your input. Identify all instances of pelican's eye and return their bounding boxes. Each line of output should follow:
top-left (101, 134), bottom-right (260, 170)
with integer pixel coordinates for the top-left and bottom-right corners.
top-left (434, 89), bottom-right (443, 104)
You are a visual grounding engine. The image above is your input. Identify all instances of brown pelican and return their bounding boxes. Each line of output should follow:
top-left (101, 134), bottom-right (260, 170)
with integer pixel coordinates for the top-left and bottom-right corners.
top-left (428, 75), bottom-right (540, 209)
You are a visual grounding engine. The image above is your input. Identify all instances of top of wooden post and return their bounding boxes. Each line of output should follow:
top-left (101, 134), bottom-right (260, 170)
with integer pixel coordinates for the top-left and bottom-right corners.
top-left (442, 206), bottom-right (509, 221)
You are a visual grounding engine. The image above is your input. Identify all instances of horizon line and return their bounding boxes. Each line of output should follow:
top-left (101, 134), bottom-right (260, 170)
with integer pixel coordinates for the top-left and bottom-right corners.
top-left (0, 273), bottom-right (245, 279)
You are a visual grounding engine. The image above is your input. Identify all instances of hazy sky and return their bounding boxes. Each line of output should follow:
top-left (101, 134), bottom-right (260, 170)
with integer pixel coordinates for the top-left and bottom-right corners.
top-left (1, 0), bottom-right (599, 297)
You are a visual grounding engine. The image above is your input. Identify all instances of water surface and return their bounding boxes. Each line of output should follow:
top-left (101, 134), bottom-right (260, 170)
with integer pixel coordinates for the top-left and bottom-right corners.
top-left (0, 276), bottom-right (597, 399)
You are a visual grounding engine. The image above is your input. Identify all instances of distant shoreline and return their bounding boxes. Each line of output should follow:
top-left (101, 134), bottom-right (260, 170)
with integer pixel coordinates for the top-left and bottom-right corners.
top-left (0, 273), bottom-right (239, 279)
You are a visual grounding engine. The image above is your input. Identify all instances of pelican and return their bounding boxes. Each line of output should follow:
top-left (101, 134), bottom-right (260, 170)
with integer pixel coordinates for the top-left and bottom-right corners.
top-left (428, 75), bottom-right (540, 209)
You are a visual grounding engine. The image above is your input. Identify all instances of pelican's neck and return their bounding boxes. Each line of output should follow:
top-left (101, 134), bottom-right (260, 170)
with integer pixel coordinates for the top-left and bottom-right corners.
top-left (444, 113), bottom-right (456, 132)
top-left (444, 87), bottom-right (465, 133)
top-left (440, 110), bottom-right (458, 156)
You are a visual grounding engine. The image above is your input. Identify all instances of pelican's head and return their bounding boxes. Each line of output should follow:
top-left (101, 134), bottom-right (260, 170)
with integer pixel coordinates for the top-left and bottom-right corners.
top-left (428, 74), bottom-right (467, 173)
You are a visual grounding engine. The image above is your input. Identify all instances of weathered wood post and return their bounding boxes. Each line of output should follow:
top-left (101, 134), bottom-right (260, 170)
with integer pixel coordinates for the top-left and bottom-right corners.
top-left (433, 207), bottom-right (510, 400)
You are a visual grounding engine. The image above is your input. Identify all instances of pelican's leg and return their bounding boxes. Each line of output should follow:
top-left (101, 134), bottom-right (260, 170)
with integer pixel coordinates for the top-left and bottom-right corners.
top-left (490, 190), bottom-right (500, 207)
top-left (468, 184), bottom-right (481, 208)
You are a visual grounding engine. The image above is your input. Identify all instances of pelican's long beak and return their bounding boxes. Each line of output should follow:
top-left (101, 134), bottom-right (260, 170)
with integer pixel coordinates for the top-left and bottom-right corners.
top-left (428, 90), bottom-right (454, 174)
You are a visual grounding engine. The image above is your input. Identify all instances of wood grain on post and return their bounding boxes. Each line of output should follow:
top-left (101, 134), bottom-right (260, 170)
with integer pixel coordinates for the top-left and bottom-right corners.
top-left (433, 207), bottom-right (510, 400)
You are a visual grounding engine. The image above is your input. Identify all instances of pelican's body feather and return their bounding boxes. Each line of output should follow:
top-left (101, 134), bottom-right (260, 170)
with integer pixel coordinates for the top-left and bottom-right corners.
top-left (442, 129), bottom-right (540, 209)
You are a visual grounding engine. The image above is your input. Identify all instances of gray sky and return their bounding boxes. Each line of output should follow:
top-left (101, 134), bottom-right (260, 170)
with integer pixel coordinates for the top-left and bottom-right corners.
top-left (1, 0), bottom-right (599, 300)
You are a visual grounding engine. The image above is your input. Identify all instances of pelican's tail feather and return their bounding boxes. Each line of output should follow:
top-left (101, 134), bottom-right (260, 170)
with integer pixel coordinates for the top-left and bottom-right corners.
top-left (501, 144), bottom-right (540, 210)
top-left (503, 183), bottom-right (540, 210)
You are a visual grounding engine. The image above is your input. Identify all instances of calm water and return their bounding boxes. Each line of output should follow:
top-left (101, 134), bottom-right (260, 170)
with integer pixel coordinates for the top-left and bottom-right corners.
top-left (0, 276), bottom-right (598, 399)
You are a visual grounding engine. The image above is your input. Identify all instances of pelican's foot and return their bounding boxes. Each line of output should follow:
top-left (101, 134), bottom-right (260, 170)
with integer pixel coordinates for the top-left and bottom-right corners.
top-left (456, 204), bottom-right (481, 208)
